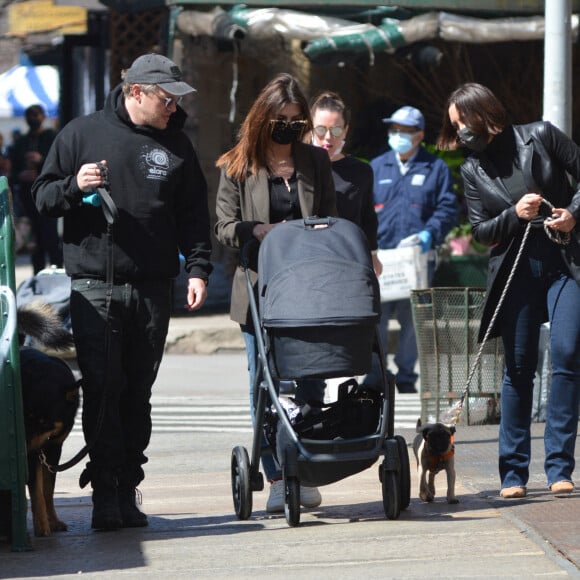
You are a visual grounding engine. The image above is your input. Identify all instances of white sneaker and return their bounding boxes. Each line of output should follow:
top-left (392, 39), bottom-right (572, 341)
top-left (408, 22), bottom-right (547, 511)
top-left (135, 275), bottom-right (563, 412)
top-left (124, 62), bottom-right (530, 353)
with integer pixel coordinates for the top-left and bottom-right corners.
top-left (266, 480), bottom-right (285, 513)
top-left (300, 485), bottom-right (322, 508)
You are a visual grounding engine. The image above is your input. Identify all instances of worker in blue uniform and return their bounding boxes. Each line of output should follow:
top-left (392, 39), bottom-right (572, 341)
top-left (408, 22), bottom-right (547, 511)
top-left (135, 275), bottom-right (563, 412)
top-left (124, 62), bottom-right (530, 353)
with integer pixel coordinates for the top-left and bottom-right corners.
top-left (366, 106), bottom-right (457, 393)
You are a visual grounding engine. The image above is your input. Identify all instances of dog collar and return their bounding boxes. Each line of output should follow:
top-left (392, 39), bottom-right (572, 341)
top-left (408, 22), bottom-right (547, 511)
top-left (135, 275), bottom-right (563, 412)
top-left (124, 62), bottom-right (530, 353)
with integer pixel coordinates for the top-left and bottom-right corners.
top-left (428, 434), bottom-right (455, 472)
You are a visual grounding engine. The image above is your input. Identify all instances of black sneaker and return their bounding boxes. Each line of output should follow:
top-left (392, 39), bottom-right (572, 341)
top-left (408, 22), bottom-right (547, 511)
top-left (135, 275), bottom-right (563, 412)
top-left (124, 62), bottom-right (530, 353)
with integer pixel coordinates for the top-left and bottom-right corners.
top-left (396, 382), bottom-right (417, 394)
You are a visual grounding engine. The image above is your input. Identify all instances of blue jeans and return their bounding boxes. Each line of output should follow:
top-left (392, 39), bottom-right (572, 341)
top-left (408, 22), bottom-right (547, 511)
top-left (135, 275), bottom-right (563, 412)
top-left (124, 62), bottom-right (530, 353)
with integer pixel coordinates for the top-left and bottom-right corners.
top-left (498, 232), bottom-right (580, 489)
top-left (241, 325), bottom-right (326, 481)
top-left (364, 298), bottom-right (418, 387)
top-left (364, 254), bottom-right (435, 388)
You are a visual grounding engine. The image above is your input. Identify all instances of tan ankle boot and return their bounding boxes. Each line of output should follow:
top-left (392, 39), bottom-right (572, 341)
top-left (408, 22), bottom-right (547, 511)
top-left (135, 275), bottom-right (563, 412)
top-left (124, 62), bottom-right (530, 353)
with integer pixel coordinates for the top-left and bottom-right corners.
top-left (500, 486), bottom-right (526, 498)
top-left (550, 481), bottom-right (574, 494)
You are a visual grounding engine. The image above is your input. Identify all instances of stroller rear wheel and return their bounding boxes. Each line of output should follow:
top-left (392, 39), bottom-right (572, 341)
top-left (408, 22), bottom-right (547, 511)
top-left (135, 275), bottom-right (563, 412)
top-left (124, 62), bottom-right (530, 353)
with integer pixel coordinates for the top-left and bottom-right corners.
top-left (395, 435), bottom-right (411, 509)
top-left (231, 446), bottom-right (252, 520)
top-left (284, 477), bottom-right (300, 527)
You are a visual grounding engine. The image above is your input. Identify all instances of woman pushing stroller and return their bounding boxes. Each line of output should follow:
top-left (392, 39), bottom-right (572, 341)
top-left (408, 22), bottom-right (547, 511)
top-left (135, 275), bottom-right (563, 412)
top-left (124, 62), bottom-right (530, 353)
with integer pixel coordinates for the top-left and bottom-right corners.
top-left (214, 73), bottom-right (337, 512)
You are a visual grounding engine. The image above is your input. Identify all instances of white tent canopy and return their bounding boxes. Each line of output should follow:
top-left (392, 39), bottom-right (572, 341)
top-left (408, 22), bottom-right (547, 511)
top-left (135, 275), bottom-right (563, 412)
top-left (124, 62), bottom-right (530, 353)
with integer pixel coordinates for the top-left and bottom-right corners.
top-left (0, 65), bottom-right (60, 118)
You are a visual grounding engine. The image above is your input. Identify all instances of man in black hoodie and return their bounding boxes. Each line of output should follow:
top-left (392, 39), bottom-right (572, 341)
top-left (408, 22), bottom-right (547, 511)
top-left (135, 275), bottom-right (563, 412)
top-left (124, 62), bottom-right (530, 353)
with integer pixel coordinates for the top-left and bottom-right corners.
top-left (33, 54), bottom-right (213, 531)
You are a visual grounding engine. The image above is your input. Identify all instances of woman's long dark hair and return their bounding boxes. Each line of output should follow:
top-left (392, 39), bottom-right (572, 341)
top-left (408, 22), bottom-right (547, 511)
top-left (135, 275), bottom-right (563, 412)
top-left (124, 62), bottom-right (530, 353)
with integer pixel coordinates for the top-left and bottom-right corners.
top-left (216, 73), bottom-right (311, 181)
top-left (437, 83), bottom-right (508, 150)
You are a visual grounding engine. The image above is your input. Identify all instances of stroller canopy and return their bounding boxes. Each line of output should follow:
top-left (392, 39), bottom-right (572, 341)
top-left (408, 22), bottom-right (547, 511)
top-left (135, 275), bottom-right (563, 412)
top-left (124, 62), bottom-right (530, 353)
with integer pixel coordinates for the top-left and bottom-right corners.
top-left (258, 217), bottom-right (380, 328)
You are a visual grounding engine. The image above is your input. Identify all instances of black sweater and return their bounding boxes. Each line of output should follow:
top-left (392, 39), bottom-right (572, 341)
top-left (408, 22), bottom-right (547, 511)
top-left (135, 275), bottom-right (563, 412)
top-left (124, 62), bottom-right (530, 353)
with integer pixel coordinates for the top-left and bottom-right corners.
top-left (332, 156), bottom-right (378, 250)
top-left (32, 84), bottom-right (212, 282)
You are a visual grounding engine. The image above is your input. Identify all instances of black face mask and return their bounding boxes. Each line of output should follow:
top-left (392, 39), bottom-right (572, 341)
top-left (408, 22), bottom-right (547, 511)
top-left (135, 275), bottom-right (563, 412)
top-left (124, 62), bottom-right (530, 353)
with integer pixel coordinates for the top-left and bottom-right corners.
top-left (457, 127), bottom-right (488, 152)
top-left (271, 122), bottom-right (303, 145)
top-left (27, 118), bottom-right (42, 131)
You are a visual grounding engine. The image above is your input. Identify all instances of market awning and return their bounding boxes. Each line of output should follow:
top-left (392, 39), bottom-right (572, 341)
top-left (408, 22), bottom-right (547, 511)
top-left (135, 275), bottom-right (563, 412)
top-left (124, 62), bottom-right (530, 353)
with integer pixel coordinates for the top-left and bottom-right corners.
top-left (0, 65), bottom-right (60, 118)
top-left (170, 0), bottom-right (580, 13)
top-left (176, 7), bottom-right (579, 66)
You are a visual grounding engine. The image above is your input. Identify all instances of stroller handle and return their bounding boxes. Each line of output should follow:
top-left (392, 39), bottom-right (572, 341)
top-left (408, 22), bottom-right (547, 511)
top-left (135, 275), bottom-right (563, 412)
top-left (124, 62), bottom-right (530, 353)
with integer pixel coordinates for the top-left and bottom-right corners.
top-left (303, 215), bottom-right (332, 228)
top-left (240, 217), bottom-right (333, 269)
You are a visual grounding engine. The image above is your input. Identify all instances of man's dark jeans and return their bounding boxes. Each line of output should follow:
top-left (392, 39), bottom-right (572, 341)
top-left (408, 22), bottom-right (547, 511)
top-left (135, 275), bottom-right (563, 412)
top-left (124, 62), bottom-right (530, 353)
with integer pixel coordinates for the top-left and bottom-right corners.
top-left (70, 278), bottom-right (171, 484)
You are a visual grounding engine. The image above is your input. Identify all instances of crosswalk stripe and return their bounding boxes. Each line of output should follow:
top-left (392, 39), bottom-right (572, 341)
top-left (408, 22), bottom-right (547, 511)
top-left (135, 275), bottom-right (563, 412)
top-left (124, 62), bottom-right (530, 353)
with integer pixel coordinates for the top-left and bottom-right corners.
top-left (392, 394), bottom-right (422, 430)
top-left (70, 395), bottom-right (422, 434)
top-left (152, 398), bottom-right (251, 433)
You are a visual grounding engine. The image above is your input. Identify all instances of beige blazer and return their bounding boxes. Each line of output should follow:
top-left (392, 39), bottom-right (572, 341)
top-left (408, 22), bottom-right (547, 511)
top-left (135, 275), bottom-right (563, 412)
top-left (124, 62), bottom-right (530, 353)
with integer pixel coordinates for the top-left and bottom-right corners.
top-left (215, 142), bottom-right (337, 325)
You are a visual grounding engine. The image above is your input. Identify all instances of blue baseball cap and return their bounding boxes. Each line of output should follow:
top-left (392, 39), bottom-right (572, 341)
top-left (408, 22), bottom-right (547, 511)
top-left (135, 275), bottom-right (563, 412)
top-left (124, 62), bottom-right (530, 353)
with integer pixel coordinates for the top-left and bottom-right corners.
top-left (382, 106), bottom-right (425, 131)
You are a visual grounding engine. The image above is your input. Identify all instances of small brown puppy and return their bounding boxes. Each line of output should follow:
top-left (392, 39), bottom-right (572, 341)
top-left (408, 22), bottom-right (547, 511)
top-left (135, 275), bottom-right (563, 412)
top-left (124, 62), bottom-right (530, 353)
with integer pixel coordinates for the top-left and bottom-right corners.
top-left (413, 418), bottom-right (458, 504)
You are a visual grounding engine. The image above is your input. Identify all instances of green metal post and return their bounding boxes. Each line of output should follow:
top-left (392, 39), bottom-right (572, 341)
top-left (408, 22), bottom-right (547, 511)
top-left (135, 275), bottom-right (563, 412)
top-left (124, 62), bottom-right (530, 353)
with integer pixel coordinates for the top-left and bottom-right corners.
top-left (0, 176), bottom-right (31, 551)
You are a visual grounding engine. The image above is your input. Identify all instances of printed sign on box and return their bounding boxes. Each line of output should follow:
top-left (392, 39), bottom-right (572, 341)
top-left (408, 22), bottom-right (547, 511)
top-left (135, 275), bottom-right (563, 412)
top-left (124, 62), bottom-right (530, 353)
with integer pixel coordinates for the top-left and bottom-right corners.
top-left (377, 246), bottom-right (428, 302)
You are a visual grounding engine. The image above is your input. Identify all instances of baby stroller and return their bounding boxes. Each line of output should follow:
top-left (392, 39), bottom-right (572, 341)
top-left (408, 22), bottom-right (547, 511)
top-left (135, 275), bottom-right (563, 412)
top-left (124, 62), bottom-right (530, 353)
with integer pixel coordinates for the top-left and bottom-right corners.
top-left (230, 217), bottom-right (410, 527)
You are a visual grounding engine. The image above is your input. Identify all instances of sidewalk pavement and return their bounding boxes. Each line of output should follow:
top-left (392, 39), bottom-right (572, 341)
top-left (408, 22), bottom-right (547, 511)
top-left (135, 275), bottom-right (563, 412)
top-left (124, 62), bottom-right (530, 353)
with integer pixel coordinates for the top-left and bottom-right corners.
top-left (5, 260), bottom-right (580, 577)
top-left (134, 291), bottom-right (580, 575)
top-left (114, 281), bottom-right (580, 580)
top-left (1, 420), bottom-right (579, 577)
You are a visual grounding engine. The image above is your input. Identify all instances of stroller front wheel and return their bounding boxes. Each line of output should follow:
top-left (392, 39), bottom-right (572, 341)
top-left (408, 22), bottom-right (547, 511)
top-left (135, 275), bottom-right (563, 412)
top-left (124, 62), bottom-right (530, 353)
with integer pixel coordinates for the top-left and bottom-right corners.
top-left (284, 477), bottom-right (300, 527)
top-left (395, 435), bottom-right (411, 510)
top-left (381, 463), bottom-right (401, 520)
top-left (231, 446), bottom-right (253, 520)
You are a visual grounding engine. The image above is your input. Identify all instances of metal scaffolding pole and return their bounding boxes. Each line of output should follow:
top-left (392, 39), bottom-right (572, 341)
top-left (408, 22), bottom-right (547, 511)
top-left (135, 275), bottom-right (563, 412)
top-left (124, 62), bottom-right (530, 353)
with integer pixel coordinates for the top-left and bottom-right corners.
top-left (544, 0), bottom-right (573, 135)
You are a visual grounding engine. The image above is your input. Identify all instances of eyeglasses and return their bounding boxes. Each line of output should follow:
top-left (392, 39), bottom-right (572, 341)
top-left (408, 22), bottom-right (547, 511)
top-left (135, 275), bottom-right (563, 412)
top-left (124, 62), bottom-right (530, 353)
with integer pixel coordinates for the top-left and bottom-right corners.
top-left (269, 119), bottom-right (308, 132)
top-left (313, 125), bottom-right (345, 138)
top-left (151, 89), bottom-right (183, 109)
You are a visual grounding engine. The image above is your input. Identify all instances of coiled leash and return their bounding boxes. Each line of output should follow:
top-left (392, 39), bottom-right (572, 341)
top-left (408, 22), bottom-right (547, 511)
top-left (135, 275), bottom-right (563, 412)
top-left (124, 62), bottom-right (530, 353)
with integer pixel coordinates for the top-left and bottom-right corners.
top-left (542, 198), bottom-right (571, 245)
top-left (41, 162), bottom-right (119, 474)
top-left (448, 198), bottom-right (570, 425)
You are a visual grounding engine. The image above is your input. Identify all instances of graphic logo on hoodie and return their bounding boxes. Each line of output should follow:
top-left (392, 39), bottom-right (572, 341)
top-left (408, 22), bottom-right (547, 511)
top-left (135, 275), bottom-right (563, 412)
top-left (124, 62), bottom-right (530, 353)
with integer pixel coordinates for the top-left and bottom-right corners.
top-left (141, 146), bottom-right (171, 181)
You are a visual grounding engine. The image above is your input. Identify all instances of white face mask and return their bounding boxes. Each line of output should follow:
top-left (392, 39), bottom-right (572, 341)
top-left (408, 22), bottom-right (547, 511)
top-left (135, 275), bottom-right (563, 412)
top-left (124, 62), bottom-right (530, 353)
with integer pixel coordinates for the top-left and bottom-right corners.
top-left (312, 136), bottom-right (345, 160)
top-left (388, 132), bottom-right (414, 155)
top-left (330, 139), bottom-right (345, 159)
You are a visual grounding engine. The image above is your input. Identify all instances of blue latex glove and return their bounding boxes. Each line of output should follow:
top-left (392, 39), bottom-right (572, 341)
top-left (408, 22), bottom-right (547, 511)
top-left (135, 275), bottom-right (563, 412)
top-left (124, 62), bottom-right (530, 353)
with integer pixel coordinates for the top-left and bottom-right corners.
top-left (417, 230), bottom-right (432, 254)
top-left (82, 192), bottom-right (101, 207)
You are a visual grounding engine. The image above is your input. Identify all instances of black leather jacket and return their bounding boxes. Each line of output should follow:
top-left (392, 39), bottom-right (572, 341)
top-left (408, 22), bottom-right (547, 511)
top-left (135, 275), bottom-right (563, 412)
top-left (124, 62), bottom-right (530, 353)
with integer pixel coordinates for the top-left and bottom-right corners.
top-left (460, 121), bottom-right (580, 340)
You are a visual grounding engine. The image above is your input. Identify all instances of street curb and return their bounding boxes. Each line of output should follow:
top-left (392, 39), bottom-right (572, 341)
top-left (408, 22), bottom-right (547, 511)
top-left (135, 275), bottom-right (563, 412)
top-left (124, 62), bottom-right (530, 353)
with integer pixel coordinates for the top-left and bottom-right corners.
top-left (165, 326), bottom-right (244, 354)
top-left (164, 318), bottom-right (400, 355)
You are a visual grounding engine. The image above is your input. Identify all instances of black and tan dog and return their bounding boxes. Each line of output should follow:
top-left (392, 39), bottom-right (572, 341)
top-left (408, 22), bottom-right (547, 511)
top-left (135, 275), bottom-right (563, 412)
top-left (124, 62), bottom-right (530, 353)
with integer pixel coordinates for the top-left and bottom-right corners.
top-left (413, 418), bottom-right (459, 504)
top-left (17, 302), bottom-right (80, 537)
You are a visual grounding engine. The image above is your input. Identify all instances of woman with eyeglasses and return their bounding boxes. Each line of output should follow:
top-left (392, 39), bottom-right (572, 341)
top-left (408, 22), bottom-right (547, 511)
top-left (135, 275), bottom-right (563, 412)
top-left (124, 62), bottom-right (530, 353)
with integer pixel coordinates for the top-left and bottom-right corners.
top-left (215, 73), bottom-right (337, 513)
top-left (437, 82), bottom-right (580, 499)
top-left (309, 91), bottom-right (382, 276)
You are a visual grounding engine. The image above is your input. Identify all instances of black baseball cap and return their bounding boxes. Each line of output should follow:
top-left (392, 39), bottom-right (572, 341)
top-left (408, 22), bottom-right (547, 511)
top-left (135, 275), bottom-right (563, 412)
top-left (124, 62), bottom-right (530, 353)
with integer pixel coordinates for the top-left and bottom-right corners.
top-left (124, 54), bottom-right (196, 96)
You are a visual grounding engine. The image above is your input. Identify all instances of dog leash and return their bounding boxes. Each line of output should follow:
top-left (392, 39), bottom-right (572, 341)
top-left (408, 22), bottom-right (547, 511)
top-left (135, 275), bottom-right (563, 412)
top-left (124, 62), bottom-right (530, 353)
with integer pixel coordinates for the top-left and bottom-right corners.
top-left (42, 162), bottom-right (119, 473)
top-left (448, 199), bottom-right (569, 425)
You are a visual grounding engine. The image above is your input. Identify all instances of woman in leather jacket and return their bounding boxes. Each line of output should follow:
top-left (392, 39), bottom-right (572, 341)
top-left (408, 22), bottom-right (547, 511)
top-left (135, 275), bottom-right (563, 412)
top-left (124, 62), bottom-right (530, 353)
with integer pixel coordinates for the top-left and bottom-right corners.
top-left (437, 82), bottom-right (580, 499)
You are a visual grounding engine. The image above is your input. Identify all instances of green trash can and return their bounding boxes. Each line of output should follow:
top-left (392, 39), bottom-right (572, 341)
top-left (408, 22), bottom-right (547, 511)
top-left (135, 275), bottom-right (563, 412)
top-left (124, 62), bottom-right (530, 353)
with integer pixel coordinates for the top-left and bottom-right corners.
top-left (410, 287), bottom-right (504, 426)
top-left (433, 255), bottom-right (489, 288)
top-left (0, 176), bottom-right (31, 551)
